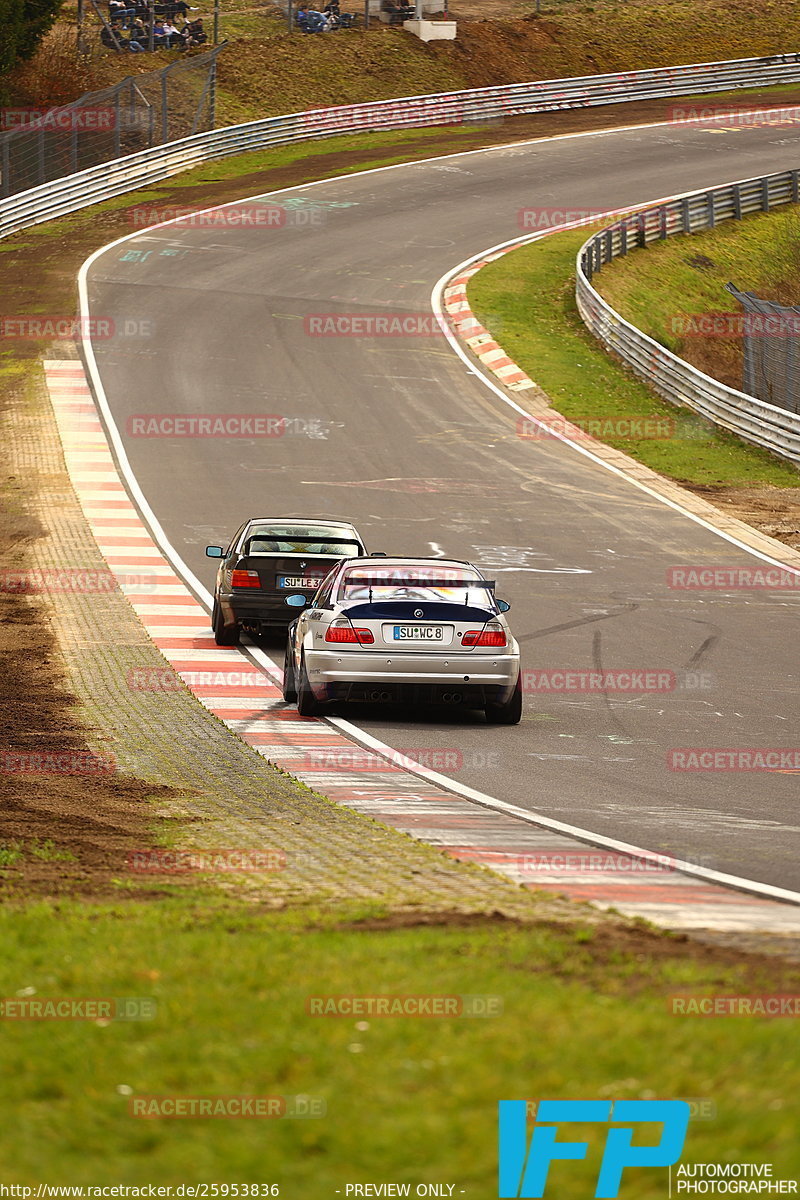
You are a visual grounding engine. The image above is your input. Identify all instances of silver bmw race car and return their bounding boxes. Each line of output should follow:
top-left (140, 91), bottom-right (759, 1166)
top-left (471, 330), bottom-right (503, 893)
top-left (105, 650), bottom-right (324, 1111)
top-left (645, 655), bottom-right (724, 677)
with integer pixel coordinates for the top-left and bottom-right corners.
top-left (282, 557), bottom-right (522, 724)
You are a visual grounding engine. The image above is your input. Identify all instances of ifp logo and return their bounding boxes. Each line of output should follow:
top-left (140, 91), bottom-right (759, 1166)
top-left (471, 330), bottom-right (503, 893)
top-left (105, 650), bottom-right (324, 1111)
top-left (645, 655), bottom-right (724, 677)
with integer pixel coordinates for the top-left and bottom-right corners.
top-left (499, 1100), bottom-right (690, 1197)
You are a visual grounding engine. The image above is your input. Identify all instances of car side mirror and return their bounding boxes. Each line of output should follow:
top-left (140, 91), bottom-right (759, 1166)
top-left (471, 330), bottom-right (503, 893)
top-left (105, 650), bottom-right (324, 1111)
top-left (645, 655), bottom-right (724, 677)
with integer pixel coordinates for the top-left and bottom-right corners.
top-left (285, 594), bottom-right (309, 608)
top-left (206, 545), bottom-right (224, 558)
top-left (497, 599), bottom-right (511, 613)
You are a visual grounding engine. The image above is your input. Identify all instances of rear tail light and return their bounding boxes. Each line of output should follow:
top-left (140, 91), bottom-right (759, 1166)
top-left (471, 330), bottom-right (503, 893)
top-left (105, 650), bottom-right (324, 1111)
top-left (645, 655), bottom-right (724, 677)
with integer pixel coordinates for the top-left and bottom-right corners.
top-left (325, 625), bottom-right (374, 645)
top-left (462, 626), bottom-right (507, 647)
top-left (231, 569), bottom-right (261, 589)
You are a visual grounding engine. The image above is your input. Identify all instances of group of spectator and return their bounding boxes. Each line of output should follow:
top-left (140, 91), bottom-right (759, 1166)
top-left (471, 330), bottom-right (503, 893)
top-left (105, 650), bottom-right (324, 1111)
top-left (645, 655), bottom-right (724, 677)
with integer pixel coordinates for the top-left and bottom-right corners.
top-left (295, 0), bottom-right (357, 31)
top-left (103, 0), bottom-right (207, 51)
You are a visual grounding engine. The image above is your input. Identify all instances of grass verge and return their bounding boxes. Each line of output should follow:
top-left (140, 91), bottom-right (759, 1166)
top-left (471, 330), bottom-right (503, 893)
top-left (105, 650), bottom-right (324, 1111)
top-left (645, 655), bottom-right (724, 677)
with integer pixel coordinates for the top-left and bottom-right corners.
top-left (467, 227), bottom-right (800, 487)
top-left (0, 900), bottom-right (798, 1186)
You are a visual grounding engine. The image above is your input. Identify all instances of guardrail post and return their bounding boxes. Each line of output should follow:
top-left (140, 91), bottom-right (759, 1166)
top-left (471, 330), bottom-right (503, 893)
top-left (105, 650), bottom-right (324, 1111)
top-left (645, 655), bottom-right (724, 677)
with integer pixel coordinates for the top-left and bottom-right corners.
top-left (733, 183), bottom-right (742, 220)
top-left (659, 206), bottom-right (668, 239)
top-left (594, 237), bottom-right (602, 274)
top-left (706, 192), bottom-right (715, 229)
top-left (604, 229), bottom-right (612, 266)
top-left (761, 177), bottom-right (770, 212)
top-left (619, 220), bottom-right (627, 257)
top-left (637, 213), bottom-right (646, 248)
top-left (681, 197), bottom-right (690, 233)
top-left (792, 170), bottom-right (800, 203)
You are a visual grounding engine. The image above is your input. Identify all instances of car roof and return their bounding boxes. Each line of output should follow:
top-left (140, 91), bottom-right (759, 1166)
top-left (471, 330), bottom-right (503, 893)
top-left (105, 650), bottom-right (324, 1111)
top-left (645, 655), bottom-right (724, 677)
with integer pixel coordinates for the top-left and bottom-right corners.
top-left (336, 556), bottom-right (482, 573)
top-left (244, 517), bottom-right (360, 530)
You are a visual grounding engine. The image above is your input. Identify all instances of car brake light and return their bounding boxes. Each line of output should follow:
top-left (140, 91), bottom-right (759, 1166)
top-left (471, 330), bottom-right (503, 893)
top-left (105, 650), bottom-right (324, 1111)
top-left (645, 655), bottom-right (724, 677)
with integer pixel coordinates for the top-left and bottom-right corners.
top-left (231, 569), bottom-right (260, 588)
top-left (462, 628), bottom-right (507, 647)
top-left (325, 625), bottom-right (374, 644)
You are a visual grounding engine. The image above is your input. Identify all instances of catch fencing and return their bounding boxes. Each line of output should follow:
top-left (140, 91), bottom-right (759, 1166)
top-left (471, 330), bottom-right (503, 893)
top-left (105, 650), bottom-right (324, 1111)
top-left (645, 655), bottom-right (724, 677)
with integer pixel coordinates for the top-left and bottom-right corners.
top-left (0, 45), bottom-right (224, 198)
top-left (725, 282), bottom-right (800, 415)
top-left (576, 170), bottom-right (800, 464)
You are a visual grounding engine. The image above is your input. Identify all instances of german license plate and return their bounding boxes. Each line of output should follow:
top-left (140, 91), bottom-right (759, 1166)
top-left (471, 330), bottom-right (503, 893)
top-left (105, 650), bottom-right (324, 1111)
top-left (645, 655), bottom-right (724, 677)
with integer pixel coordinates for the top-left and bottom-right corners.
top-left (279, 576), bottom-right (323, 589)
top-left (392, 625), bottom-right (445, 641)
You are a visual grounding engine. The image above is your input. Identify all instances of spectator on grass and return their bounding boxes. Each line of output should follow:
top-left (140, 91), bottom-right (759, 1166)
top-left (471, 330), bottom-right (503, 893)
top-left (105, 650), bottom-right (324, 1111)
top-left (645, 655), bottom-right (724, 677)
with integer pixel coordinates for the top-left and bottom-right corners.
top-left (162, 18), bottom-right (182, 45)
top-left (184, 16), bottom-right (207, 42)
top-left (298, 7), bottom-right (329, 30)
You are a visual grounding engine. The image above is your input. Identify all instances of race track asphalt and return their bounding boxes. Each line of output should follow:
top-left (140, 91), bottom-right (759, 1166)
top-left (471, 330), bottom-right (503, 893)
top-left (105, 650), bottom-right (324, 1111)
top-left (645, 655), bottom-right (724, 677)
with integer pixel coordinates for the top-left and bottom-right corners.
top-left (84, 116), bottom-right (800, 891)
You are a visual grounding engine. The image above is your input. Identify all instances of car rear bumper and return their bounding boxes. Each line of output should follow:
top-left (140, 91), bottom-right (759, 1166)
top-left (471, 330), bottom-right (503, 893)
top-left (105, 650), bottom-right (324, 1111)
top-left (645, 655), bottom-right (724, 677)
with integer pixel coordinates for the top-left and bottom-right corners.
top-left (220, 591), bottom-right (308, 629)
top-left (304, 647), bottom-right (520, 704)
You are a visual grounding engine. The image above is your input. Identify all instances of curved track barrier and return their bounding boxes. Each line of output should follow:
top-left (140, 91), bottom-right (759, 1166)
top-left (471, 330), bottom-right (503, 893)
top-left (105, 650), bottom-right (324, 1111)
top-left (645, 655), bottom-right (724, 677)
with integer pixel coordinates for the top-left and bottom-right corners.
top-left (575, 169), bottom-right (800, 465)
top-left (3, 53), bottom-right (800, 239)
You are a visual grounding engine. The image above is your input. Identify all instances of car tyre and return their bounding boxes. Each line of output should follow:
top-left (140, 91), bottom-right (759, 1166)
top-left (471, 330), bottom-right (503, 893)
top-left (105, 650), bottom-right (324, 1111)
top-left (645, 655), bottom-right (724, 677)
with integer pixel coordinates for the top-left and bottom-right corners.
top-left (282, 639), bottom-right (298, 703)
top-left (212, 600), bottom-right (240, 647)
top-left (485, 674), bottom-right (522, 725)
top-left (296, 652), bottom-right (322, 717)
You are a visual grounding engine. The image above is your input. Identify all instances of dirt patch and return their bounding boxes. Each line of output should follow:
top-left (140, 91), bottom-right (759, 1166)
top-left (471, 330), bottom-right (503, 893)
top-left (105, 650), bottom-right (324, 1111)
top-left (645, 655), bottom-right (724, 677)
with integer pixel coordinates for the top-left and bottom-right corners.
top-left (338, 911), bottom-right (800, 979)
top-left (0, 591), bottom-right (180, 902)
top-left (684, 484), bottom-right (800, 550)
top-left (339, 908), bottom-right (528, 930)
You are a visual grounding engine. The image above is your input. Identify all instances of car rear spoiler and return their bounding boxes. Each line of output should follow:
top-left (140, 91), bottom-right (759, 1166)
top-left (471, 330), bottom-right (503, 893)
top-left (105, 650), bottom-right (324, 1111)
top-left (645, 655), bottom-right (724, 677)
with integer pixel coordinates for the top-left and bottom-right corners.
top-left (341, 577), bottom-right (497, 589)
top-left (242, 536), bottom-right (364, 555)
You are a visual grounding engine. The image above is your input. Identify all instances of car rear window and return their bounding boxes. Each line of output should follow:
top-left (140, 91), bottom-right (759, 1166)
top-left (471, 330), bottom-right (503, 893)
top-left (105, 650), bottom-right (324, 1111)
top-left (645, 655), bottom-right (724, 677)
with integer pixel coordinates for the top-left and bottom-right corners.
top-left (338, 566), bottom-right (495, 608)
top-left (246, 525), bottom-right (361, 556)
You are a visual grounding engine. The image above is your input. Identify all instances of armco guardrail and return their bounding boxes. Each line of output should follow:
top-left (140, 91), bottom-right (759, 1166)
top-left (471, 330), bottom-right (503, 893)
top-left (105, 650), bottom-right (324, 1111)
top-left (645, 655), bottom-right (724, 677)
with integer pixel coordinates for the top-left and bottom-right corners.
top-left (575, 169), bottom-right (800, 466)
top-left (3, 53), bottom-right (800, 240)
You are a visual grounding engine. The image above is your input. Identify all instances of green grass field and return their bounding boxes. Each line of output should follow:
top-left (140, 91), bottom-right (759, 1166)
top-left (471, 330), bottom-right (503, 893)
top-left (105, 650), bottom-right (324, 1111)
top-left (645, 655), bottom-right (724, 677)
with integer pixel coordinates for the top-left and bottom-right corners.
top-left (0, 898), bottom-right (798, 1189)
top-left (467, 227), bottom-right (800, 487)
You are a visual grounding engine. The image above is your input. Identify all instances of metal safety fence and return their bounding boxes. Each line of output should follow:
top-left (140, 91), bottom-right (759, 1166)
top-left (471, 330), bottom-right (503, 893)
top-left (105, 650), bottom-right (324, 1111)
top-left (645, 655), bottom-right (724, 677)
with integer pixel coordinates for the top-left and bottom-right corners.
top-left (725, 282), bottom-right (800, 415)
top-left (3, 52), bottom-right (800, 237)
top-left (0, 45), bottom-right (224, 198)
top-left (576, 170), bottom-right (800, 465)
